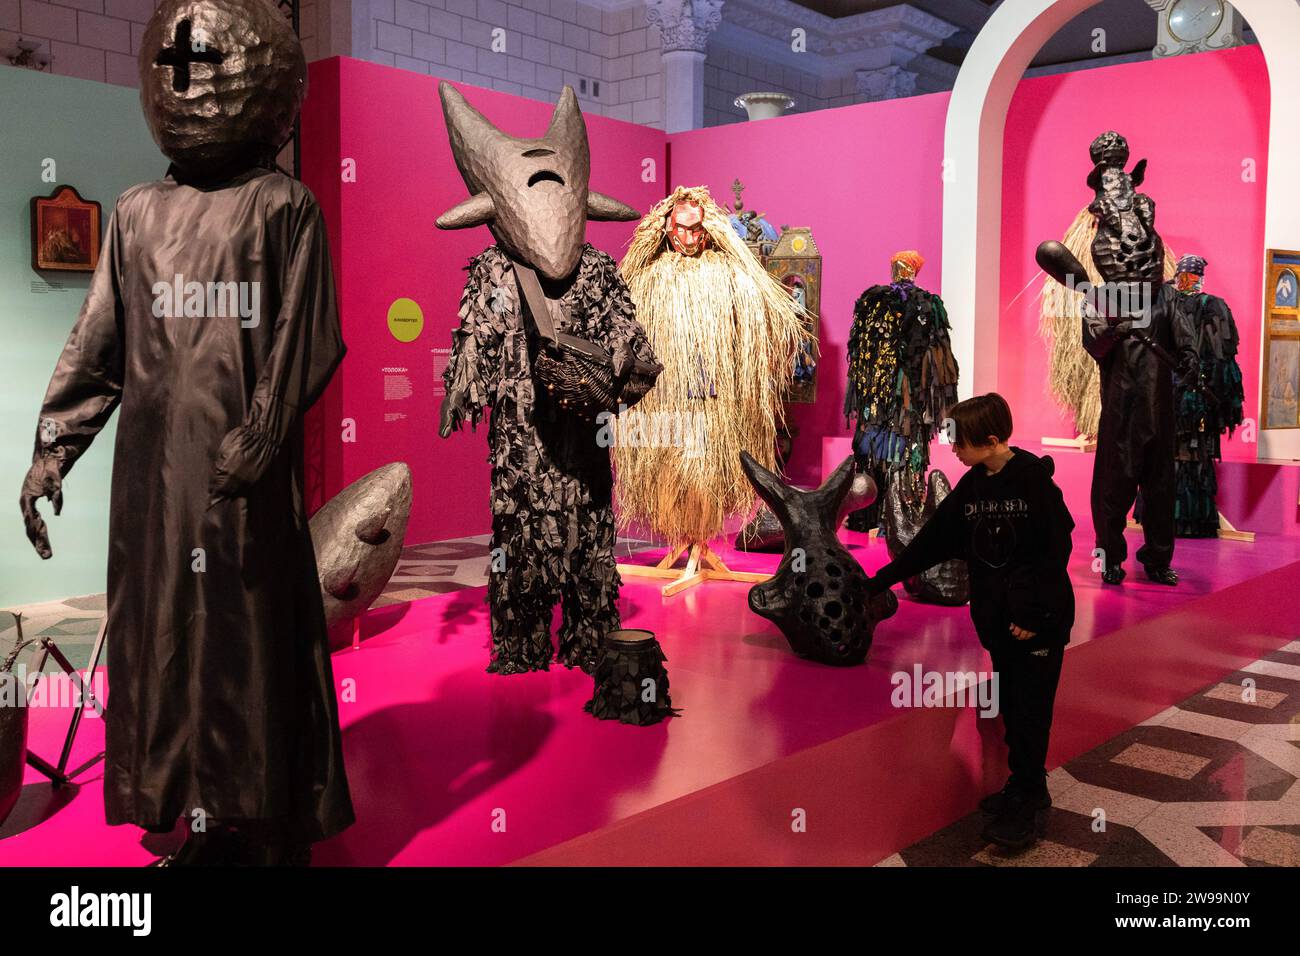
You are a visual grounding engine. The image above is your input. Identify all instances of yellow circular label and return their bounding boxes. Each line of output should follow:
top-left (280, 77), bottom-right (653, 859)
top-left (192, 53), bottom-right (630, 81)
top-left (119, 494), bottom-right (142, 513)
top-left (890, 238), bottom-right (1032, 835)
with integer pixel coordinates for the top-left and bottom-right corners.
top-left (792, 236), bottom-right (807, 253)
top-left (387, 297), bottom-right (424, 343)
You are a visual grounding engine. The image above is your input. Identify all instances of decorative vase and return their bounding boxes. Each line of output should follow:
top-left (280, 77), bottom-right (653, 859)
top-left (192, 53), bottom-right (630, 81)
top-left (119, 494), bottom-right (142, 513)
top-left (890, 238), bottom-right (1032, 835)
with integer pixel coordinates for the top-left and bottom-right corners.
top-left (734, 92), bottom-right (795, 122)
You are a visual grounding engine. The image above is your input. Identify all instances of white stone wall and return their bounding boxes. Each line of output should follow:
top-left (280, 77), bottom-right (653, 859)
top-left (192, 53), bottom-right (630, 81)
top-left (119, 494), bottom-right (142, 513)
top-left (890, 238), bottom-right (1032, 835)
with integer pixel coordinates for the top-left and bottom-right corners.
top-left (1, 0), bottom-right (156, 86)
top-left (1, 0), bottom-right (338, 88)
top-left (365, 0), bottom-right (662, 126)
top-left (703, 47), bottom-right (842, 128)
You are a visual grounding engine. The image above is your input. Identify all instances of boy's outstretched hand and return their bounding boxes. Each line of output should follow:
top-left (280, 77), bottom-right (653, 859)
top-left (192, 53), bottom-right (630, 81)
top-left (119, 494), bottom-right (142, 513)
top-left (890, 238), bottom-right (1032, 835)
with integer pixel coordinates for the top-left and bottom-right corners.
top-left (1010, 623), bottom-right (1036, 641)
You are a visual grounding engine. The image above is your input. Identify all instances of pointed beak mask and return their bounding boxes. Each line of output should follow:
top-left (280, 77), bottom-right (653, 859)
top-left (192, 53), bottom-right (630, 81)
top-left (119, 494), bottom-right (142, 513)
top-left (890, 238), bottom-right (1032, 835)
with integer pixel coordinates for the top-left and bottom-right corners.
top-left (434, 82), bottom-right (639, 281)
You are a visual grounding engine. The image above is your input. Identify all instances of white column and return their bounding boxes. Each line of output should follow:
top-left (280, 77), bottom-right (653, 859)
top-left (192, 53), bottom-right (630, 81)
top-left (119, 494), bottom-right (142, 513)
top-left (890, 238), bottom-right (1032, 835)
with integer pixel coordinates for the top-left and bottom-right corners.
top-left (646, 0), bottom-right (724, 133)
top-left (662, 49), bottom-right (706, 133)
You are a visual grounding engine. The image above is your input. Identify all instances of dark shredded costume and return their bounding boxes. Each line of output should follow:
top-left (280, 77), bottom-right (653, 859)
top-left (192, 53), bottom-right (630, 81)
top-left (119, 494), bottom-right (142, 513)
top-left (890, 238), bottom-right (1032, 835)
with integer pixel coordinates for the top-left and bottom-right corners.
top-left (1171, 290), bottom-right (1244, 537)
top-left (844, 280), bottom-right (959, 529)
top-left (29, 168), bottom-right (354, 841)
top-left (443, 244), bottom-right (658, 674)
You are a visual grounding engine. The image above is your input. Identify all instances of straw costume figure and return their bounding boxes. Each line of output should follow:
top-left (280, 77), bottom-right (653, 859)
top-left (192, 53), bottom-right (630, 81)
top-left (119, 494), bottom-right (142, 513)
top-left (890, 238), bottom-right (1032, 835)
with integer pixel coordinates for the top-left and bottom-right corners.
top-left (613, 186), bottom-right (807, 587)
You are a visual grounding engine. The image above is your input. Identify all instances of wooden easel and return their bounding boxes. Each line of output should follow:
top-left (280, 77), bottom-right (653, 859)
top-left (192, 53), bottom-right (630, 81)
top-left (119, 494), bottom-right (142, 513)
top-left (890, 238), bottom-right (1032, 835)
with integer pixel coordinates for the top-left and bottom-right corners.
top-left (619, 541), bottom-right (770, 597)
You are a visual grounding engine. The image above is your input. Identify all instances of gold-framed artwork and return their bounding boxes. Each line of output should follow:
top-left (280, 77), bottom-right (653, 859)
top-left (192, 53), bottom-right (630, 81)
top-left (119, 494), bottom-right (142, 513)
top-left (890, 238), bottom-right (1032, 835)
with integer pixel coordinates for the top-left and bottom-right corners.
top-left (765, 227), bottom-right (821, 405)
top-left (1263, 249), bottom-right (1300, 430)
top-left (30, 184), bottom-right (101, 273)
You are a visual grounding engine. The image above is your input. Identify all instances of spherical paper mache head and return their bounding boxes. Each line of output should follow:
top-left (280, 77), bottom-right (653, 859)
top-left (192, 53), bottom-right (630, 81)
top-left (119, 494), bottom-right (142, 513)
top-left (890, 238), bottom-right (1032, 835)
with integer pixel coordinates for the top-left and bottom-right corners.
top-left (138, 0), bottom-right (306, 177)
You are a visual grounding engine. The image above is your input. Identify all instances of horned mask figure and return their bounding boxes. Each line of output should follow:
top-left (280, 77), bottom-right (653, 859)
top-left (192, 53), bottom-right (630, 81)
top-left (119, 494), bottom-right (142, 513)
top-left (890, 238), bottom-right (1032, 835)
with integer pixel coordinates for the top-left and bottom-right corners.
top-left (435, 82), bottom-right (639, 280)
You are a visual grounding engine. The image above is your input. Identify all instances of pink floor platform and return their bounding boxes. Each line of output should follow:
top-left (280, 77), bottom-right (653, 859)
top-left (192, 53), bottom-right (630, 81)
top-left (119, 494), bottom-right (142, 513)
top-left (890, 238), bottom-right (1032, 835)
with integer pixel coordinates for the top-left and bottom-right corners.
top-left (4, 519), bottom-right (1300, 867)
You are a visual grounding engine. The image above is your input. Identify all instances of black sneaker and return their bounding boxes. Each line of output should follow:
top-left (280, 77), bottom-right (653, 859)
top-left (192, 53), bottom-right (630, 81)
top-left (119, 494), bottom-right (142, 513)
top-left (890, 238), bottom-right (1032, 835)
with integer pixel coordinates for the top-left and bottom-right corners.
top-left (1143, 564), bottom-right (1178, 586)
top-left (1102, 564), bottom-right (1126, 585)
top-left (981, 793), bottom-right (1049, 851)
top-left (979, 783), bottom-right (1051, 816)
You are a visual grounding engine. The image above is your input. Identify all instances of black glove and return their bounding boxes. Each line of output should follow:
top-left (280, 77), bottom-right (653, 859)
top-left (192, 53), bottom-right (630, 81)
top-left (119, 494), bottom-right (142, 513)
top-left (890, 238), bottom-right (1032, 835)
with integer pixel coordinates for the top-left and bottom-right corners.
top-left (20, 457), bottom-right (63, 560)
top-left (439, 390), bottom-right (466, 438)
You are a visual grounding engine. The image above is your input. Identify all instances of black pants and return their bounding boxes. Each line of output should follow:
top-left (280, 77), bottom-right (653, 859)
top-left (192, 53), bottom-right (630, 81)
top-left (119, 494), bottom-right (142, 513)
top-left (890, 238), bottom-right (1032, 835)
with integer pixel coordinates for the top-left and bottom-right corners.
top-left (1091, 431), bottom-right (1176, 569)
top-left (988, 644), bottom-right (1065, 795)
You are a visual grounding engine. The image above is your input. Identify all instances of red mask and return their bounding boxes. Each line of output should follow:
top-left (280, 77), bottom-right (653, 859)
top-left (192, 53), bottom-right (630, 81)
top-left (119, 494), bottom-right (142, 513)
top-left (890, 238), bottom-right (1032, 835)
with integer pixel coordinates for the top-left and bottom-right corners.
top-left (667, 199), bottom-right (710, 256)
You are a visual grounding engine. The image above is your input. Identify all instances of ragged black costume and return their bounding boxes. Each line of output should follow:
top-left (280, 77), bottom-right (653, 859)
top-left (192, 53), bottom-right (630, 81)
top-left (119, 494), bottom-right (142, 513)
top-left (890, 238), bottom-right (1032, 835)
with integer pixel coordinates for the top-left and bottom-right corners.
top-left (443, 245), bottom-right (657, 673)
top-left (1168, 258), bottom-right (1244, 537)
top-left (844, 251), bottom-right (959, 531)
top-left (434, 82), bottom-right (659, 675)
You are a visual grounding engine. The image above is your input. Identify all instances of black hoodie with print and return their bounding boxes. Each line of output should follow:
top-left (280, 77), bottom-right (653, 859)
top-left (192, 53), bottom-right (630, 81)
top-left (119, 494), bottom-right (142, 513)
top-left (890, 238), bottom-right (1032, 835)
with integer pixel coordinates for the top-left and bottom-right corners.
top-left (872, 447), bottom-right (1075, 652)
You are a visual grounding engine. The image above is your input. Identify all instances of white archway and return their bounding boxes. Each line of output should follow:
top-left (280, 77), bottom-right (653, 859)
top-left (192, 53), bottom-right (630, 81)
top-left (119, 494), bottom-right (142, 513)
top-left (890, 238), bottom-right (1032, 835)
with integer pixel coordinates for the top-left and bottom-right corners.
top-left (941, 0), bottom-right (1300, 460)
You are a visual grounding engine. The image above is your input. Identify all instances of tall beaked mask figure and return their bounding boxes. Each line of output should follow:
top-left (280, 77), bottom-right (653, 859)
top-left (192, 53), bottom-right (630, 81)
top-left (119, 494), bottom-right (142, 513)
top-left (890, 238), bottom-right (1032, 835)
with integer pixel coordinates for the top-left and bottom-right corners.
top-left (19, 0), bottom-right (353, 865)
top-left (436, 82), bottom-right (660, 675)
top-left (1035, 131), bottom-right (1198, 587)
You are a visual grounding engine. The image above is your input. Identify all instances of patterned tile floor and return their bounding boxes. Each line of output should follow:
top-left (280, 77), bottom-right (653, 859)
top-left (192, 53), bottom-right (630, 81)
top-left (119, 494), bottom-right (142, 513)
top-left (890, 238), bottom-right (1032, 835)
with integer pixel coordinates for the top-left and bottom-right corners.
top-left (882, 640), bottom-right (1300, 867)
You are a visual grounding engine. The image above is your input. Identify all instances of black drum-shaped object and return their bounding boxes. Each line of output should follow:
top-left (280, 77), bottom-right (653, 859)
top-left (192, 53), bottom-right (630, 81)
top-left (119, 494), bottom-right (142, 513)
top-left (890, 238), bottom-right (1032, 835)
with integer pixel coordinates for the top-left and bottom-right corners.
top-left (584, 629), bottom-right (678, 726)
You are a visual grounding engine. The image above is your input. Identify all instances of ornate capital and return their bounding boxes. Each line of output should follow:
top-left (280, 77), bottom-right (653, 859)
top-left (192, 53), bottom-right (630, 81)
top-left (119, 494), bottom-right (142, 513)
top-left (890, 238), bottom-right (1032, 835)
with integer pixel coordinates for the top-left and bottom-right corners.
top-left (646, 0), bottom-right (725, 54)
top-left (855, 65), bottom-right (917, 102)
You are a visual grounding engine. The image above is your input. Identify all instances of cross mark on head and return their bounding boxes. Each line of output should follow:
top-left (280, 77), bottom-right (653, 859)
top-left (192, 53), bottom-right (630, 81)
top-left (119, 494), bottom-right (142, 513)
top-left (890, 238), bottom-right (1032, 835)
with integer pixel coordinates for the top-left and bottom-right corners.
top-left (154, 19), bottom-right (224, 93)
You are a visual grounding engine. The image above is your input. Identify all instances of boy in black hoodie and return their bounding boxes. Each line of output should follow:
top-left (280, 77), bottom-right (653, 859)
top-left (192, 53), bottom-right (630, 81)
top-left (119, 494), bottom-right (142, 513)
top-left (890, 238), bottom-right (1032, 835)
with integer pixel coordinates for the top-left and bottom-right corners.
top-left (869, 393), bottom-right (1075, 850)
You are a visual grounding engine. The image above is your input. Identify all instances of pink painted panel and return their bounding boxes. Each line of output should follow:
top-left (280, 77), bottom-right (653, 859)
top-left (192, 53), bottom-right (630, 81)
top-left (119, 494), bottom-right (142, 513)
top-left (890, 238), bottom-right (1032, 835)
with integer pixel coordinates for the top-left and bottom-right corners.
top-left (1000, 45), bottom-right (1271, 462)
top-left (302, 57), bottom-right (667, 543)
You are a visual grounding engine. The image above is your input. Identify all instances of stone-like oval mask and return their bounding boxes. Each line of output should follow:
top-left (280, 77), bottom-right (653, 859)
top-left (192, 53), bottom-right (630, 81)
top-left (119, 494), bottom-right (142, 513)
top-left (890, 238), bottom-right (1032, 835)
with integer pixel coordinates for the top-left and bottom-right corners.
top-left (138, 0), bottom-right (305, 177)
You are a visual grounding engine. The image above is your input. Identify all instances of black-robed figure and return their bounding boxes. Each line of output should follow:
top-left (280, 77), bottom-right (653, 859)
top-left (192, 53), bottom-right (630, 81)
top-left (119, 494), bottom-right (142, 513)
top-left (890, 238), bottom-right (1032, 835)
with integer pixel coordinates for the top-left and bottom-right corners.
top-left (18, 0), bottom-right (353, 865)
top-left (1038, 132), bottom-right (1197, 586)
top-left (434, 83), bottom-right (659, 675)
top-left (1167, 256), bottom-right (1244, 536)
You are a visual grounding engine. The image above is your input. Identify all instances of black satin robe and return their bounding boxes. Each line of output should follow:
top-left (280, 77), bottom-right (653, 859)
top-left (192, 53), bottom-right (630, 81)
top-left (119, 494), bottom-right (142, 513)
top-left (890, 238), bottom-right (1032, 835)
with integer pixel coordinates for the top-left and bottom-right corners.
top-left (30, 166), bottom-right (353, 840)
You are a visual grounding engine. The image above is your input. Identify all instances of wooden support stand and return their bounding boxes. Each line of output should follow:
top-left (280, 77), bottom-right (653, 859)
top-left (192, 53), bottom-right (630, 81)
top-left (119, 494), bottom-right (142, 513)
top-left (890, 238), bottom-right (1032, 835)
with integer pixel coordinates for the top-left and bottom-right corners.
top-left (619, 542), bottom-right (771, 597)
top-left (1041, 433), bottom-right (1097, 452)
top-left (1127, 510), bottom-right (1255, 543)
top-left (1217, 512), bottom-right (1255, 543)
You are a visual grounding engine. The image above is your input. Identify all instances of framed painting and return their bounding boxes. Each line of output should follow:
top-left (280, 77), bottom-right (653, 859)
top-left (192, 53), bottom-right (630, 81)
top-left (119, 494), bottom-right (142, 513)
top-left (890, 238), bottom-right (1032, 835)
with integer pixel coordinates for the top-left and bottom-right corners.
top-left (30, 185), bottom-right (101, 273)
top-left (1263, 249), bottom-right (1300, 429)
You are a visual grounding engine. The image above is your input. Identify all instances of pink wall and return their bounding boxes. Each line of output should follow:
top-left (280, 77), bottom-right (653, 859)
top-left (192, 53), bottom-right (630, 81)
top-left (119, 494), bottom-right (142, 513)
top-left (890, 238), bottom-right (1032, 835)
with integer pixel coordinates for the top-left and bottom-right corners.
top-left (304, 47), bottom-right (1282, 543)
top-left (1000, 45), bottom-right (1270, 460)
top-left (302, 57), bottom-right (667, 543)
top-left (666, 92), bottom-right (952, 486)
